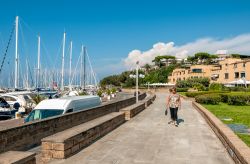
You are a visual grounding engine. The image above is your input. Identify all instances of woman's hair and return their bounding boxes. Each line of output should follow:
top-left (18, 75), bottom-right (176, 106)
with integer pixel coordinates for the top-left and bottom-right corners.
top-left (172, 87), bottom-right (177, 93)
top-left (169, 88), bottom-right (172, 93)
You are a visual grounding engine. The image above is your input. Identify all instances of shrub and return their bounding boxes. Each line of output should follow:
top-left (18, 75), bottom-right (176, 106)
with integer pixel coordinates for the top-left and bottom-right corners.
top-left (97, 90), bottom-right (103, 97)
top-left (195, 94), bottom-right (221, 105)
top-left (176, 77), bottom-right (210, 89)
top-left (111, 88), bottom-right (117, 93)
top-left (188, 77), bottom-right (210, 87)
top-left (192, 83), bottom-right (205, 91)
top-left (106, 89), bottom-right (111, 95)
top-left (209, 83), bottom-right (223, 91)
top-left (176, 80), bottom-right (191, 88)
top-left (227, 95), bottom-right (250, 105)
top-left (177, 88), bottom-right (188, 92)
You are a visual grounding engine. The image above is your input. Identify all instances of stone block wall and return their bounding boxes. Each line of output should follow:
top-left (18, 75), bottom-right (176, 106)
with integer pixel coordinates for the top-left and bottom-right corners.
top-left (41, 112), bottom-right (125, 161)
top-left (0, 93), bottom-right (146, 153)
top-left (122, 103), bottom-right (146, 120)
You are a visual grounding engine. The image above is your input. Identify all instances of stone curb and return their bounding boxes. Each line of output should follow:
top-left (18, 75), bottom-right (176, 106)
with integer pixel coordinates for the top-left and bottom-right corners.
top-left (192, 101), bottom-right (250, 164)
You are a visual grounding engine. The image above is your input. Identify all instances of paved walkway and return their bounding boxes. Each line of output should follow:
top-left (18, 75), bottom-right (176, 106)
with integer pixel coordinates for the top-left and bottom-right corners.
top-left (51, 93), bottom-right (234, 164)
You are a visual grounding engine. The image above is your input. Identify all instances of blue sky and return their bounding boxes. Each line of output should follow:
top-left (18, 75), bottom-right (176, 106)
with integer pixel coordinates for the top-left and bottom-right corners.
top-left (0, 0), bottom-right (250, 85)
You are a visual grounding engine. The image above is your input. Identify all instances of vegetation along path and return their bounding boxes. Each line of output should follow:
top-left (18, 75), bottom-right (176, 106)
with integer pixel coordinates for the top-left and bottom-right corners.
top-left (51, 93), bottom-right (233, 164)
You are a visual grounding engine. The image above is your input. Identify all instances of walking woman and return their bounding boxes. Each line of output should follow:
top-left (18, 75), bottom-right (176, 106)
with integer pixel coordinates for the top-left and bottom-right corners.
top-left (167, 87), bottom-right (181, 127)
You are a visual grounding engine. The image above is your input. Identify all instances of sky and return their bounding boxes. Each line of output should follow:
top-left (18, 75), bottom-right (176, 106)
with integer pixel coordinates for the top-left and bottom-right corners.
top-left (0, 0), bottom-right (250, 86)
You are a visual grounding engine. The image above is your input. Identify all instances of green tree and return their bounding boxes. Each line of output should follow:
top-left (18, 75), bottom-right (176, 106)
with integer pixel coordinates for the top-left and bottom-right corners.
top-left (144, 64), bottom-right (151, 73)
top-left (100, 75), bottom-right (120, 86)
top-left (144, 64), bottom-right (177, 83)
top-left (152, 55), bottom-right (176, 67)
top-left (188, 53), bottom-right (218, 65)
top-left (194, 52), bottom-right (211, 60)
top-left (231, 54), bottom-right (241, 58)
top-left (187, 56), bottom-right (197, 64)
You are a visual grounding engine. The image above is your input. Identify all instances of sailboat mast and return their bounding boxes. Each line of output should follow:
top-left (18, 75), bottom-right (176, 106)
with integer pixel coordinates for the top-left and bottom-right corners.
top-left (83, 46), bottom-right (86, 90)
top-left (61, 32), bottom-right (66, 91)
top-left (37, 35), bottom-right (41, 89)
top-left (69, 41), bottom-right (72, 90)
top-left (80, 45), bottom-right (83, 87)
top-left (14, 16), bottom-right (19, 89)
top-left (26, 59), bottom-right (29, 89)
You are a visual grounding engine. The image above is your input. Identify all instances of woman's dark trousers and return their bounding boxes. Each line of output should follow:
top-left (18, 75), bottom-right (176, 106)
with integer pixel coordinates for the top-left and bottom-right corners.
top-left (170, 107), bottom-right (178, 121)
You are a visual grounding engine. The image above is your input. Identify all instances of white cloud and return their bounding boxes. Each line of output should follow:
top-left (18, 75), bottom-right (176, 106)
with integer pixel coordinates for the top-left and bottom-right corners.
top-left (123, 33), bottom-right (250, 68)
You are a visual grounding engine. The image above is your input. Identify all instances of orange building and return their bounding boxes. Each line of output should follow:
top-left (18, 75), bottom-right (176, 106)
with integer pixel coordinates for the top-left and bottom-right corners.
top-left (168, 58), bottom-right (250, 84)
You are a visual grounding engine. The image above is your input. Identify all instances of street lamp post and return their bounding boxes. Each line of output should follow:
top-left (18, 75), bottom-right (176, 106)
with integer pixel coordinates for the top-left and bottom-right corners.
top-left (136, 61), bottom-right (139, 103)
top-left (129, 61), bottom-right (145, 103)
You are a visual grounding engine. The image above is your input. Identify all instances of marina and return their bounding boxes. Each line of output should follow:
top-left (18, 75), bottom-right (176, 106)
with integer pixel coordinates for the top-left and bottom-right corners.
top-left (0, 16), bottom-right (106, 121)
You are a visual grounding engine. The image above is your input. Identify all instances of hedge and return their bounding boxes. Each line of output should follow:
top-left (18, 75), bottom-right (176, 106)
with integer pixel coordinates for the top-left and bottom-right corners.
top-left (219, 92), bottom-right (250, 104)
top-left (185, 91), bottom-right (228, 97)
top-left (177, 88), bottom-right (188, 92)
top-left (227, 95), bottom-right (250, 105)
top-left (228, 87), bottom-right (250, 92)
top-left (195, 92), bottom-right (250, 105)
top-left (195, 94), bottom-right (221, 105)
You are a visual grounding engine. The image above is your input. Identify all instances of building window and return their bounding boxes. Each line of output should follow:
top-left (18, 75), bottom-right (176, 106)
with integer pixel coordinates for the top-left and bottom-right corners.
top-left (241, 72), bottom-right (246, 78)
top-left (235, 72), bottom-right (239, 78)
top-left (225, 73), bottom-right (229, 79)
top-left (234, 64), bottom-right (237, 68)
top-left (243, 63), bottom-right (246, 67)
top-left (192, 69), bottom-right (202, 73)
top-left (225, 63), bottom-right (228, 67)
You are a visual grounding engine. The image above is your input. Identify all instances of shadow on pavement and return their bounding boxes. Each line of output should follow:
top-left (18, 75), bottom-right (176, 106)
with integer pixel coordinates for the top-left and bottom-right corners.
top-left (177, 118), bottom-right (184, 124)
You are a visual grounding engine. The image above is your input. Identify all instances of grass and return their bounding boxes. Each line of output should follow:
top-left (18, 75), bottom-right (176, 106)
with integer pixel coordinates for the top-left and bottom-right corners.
top-left (202, 103), bottom-right (250, 147)
top-left (237, 133), bottom-right (250, 147)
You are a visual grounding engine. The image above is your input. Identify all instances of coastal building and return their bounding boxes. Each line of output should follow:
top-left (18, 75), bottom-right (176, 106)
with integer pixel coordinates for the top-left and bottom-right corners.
top-left (168, 57), bottom-right (250, 84)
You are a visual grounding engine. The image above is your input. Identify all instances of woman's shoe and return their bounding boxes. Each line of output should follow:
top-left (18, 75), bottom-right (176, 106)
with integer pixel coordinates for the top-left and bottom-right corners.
top-left (175, 121), bottom-right (178, 127)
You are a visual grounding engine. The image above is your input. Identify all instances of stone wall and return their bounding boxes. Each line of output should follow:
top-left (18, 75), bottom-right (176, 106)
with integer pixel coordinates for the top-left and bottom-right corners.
top-left (0, 93), bottom-right (146, 153)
